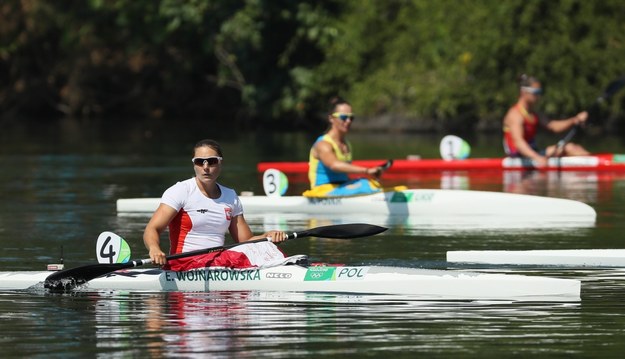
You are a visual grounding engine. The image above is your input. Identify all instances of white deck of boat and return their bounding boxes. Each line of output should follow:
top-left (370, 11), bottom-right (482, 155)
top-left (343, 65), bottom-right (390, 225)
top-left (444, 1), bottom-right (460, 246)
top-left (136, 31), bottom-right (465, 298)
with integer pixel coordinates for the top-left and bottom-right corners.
top-left (0, 265), bottom-right (581, 302)
top-left (115, 189), bottom-right (597, 226)
top-left (447, 249), bottom-right (625, 267)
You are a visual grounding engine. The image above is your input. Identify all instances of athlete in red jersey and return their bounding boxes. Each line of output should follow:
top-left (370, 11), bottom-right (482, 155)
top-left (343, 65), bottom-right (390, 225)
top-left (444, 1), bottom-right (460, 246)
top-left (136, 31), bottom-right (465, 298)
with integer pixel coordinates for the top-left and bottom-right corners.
top-left (502, 74), bottom-right (590, 167)
top-left (143, 139), bottom-right (288, 270)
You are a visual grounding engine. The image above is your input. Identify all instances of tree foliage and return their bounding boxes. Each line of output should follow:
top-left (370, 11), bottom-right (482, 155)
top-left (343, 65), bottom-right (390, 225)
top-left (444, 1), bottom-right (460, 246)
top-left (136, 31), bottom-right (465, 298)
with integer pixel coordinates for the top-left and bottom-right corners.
top-left (314, 0), bottom-right (625, 131)
top-left (1, 0), bottom-right (624, 131)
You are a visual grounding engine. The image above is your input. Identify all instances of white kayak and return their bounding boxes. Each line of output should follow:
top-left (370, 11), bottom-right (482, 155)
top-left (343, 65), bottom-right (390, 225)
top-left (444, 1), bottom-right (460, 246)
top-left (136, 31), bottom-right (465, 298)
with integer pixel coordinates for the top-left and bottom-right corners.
top-left (116, 189), bottom-right (596, 224)
top-left (0, 265), bottom-right (581, 302)
top-left (447, 249), bottom-right (625, 267)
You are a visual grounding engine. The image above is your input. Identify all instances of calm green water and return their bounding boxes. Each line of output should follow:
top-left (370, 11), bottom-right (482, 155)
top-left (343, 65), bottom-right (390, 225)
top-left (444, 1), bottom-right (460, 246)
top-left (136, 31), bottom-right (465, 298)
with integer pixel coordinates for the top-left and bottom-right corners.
top-left (1, 123), bottom-right (625, 357)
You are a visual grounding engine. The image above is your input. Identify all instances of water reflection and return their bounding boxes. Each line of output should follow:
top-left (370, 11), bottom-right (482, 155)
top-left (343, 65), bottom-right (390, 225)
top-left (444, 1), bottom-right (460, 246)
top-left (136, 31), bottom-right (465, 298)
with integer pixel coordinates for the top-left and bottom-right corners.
top-left (501, 170), bottom-right (625, 204)
top-left (95, 291), bottom-right (257, 357)
top-left (117, 211), bottom-right (595, 241)
top-left (244, 213), bottom-right (595, 237)
top-left (4, 265), bottom-right (625, 358)
top-left (86, 290), bottom-right (587, 357)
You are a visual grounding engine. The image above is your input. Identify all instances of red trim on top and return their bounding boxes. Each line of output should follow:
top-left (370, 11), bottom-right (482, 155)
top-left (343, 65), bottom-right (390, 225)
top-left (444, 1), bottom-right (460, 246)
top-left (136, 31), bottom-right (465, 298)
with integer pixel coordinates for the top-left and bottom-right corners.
top-left (169, 209), bottom-right (191, 254)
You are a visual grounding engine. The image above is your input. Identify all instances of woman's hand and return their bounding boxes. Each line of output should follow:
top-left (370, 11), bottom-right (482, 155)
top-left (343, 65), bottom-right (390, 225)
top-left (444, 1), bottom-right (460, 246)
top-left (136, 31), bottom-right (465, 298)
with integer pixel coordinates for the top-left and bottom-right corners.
top-left (574, 111), bottom-right (588, 125)
top-left (149, 247), bottom-right (167, 266)
top-left (532, 155), bottom-right (548, 167)
top-left (365, 166), bottom-right (385, 177)
top-left (264, 230), bottom-right (288, 243)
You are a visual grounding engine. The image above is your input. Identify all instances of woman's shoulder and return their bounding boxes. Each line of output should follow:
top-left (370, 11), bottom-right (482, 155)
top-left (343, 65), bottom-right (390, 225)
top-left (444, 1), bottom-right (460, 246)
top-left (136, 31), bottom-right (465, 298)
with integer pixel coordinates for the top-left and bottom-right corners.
top-left (161, 178), bottom-right (195, 207)
top-left (316, 134), bottom-right (339, 147)
top-left (503, 105), bottom-right (522, 121)
top-left (313, 134), bottom-right (328, 144)
top-left (163, 177), bottom-right (195, 194)
top-left (169, 177), bottom-right (195, 188)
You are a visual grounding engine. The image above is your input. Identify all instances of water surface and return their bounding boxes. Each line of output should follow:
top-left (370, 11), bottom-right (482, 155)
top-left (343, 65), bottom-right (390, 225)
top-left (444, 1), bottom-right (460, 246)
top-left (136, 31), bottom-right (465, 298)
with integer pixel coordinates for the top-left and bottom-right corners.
top-left (1, 128), bottom-right (625, 357)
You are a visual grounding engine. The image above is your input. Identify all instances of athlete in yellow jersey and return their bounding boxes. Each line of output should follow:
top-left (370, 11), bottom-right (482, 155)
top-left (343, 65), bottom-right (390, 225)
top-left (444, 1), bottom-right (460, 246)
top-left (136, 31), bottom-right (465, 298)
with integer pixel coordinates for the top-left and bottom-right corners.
top-left (303, 97), bottom-right (386, 197)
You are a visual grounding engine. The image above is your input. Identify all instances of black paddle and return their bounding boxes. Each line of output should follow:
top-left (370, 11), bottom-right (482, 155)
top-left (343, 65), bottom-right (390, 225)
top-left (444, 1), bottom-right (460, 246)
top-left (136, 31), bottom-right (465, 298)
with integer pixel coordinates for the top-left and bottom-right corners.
top-left (373, 159), bottom-right (393, 178)
top-left (381, 159), bottom-right (394, 171)
top-left (44, 223), bottom-right (387, 292)
top-left (555, 76), bottom-right (625, 154)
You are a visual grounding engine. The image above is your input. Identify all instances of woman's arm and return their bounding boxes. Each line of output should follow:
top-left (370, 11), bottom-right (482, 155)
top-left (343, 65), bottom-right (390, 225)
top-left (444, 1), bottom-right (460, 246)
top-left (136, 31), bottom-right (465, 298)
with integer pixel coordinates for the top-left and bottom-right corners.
top-left (545, 111), bottom-right (588, 133)
top-left (315, 141), bottom-right (380, 175)
top-left (143, 204), bottom-right (178, 265)
top-left (229, 214), bottom-right (254, 243)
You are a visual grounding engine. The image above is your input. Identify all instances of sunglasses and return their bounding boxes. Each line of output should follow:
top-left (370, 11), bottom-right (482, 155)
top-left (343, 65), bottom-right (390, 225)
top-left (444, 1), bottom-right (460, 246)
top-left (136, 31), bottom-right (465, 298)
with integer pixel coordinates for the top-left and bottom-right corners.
top-left (521, 86), bottom-right (543, 95)
top-left (332, 112), bottom-right (355, 121)
top-left (192, 156), bottom-right (222, 167)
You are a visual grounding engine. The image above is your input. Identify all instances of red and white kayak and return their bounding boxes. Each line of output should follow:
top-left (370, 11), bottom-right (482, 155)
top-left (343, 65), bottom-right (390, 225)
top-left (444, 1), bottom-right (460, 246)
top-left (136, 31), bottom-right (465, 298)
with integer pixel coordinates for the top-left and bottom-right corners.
top-left (258, 153), bottom-right (625, 174)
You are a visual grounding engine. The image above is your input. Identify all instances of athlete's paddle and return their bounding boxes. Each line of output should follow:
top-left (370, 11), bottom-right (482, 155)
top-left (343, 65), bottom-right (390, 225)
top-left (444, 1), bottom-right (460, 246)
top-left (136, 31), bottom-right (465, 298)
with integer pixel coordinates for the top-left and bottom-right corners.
top-left (374, 159), bottom-right (393, 178)
top-left (44, 223), bottom-right (387, 292)
top-left (554, 76), bottom-right (625, 154)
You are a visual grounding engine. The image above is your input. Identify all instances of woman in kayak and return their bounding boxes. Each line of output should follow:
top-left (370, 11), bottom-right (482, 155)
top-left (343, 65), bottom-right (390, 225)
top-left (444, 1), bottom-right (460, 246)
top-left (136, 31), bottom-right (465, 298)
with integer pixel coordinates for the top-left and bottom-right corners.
top-left (503, 74), bottom-right (590, 167)
top-left (304, 96), bottom-right (388, 197)
top-left (143, 139), bottom-right (289, 271)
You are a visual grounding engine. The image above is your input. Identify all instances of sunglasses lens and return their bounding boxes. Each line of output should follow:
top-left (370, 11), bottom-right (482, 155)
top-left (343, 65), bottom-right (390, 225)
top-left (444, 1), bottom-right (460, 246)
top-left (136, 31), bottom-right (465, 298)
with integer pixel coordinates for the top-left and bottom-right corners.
top-left (193, 157), bottom-right (221, 166)
top-left (333, 112), bottom-right (354, 122)
top-left (522, 86), bottom-right (543, 95)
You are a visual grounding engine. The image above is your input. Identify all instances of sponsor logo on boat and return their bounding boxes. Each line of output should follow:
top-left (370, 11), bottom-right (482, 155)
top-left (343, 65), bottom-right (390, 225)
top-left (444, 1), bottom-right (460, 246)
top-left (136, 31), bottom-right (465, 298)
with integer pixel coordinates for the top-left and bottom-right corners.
top-left (390, 191), bottom-right (434, 203)
top-left (165, 268), bottom-right (261, 282)
top-left (505, 156), bottom-right (602, 167)
top-left (336, 267), bottom-right (368, 279)
top-left (614, 154), bottom-right (625, 163)
top-left (554, 157), bottom-right (599, 167)
top-left (503, 157), bottom-right (529, 167)
top-left (309, 198), bottom-right (343, 205)
top-left (304, 267), bottom-right (336, 281)
top-left (304, 266), bottom-right (368, 281)
top-left (265, 272), bottom-right (292, 279)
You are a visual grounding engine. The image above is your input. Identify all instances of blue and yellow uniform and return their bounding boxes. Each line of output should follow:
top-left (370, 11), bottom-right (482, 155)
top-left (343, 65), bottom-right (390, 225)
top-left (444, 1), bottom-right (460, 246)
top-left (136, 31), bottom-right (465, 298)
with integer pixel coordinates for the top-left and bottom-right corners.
top-left (303, 135), bottom-right (388, 197)
top-left (308, 134), bottom-right (351, 187)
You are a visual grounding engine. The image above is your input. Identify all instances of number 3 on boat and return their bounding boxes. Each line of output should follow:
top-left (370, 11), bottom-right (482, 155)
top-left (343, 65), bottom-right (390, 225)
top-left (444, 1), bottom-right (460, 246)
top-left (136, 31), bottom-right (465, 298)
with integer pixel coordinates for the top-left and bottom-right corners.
top-left (263, 169), bottom-right (289, 197)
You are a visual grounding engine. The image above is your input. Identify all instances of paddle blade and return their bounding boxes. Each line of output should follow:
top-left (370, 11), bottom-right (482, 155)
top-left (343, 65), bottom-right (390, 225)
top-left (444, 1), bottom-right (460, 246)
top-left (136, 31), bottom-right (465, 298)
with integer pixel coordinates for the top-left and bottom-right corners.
top-left (381, 160), bottom-right (393, 170)
top-left (44, 262), bottom-right (130, 292)
top-left (295, 223), bottom-right (387, 239)
top-left (601, 76), bottom-right (625, 100)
